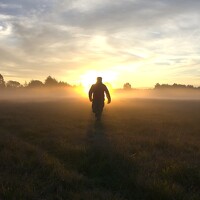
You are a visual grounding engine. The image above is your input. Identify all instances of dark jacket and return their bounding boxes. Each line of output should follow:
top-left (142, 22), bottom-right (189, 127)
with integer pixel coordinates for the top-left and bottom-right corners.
top-left (89, 83), bottom-right (111, 103)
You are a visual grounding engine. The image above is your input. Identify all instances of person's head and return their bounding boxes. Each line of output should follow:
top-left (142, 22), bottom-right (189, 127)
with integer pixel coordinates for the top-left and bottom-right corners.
top-left (97, 77), bottom-right (102, 83)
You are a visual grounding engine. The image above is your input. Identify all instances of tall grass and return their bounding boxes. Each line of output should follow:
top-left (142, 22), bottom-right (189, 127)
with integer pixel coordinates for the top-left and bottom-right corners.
top-left (0, 99), bottom-right (199, 199)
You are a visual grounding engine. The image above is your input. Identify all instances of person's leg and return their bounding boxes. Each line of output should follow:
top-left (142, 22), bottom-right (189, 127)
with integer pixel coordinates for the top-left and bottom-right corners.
top-left (92, 100), bottom-right (104, 120)
top-left (92, 101), bottom-right (99, 120)
top-left (96, 101), bottom-right (104, 120)
top-left (92, 101), bottom-right (96, 113)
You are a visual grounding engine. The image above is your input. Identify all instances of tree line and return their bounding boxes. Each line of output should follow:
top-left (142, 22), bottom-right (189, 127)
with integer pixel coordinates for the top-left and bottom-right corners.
top-left (1, 73), bottom-right (199, 90)
top-left (0, 74), bottom-right (71, 89)
top-left (122, 82), bottom-right (200, 90)
top-left (154, 83), bottom-right (200, 90)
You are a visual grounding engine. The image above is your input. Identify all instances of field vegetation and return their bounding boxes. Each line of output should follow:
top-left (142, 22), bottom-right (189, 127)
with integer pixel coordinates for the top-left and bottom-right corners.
top-left (0, 97), bottom-right (200, 200)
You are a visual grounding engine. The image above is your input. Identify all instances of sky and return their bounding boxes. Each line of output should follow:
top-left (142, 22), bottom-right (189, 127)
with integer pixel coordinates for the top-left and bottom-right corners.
top-left (0, 0), bottom-right (200, 88)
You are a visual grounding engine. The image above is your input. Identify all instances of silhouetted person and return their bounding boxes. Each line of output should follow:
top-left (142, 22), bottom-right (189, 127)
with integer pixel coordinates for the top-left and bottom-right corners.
top-left (89, 77), bottom-right (111, 120)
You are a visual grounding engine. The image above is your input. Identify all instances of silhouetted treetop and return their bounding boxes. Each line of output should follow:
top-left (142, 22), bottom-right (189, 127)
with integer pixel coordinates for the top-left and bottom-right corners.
top-left (123, 82), bottom-right (132, 90)
top-left (155, 83), bottom-right (196, 89)
top-left (0, 74), bottom-right (5, 88)
top-left (44, 76), bottom-right (58, 86)
top-left (58, 81), bottom-right (71, 87)
top-left (28, 80), bottom-right (44, 88)
top-left (6, 81), bottom-right (21, 88)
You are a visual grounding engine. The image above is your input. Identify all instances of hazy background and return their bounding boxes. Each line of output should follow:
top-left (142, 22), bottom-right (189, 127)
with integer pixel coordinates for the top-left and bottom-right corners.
top-left (1, 0), bottom-right (200, 88)
top-left (1, 87), bottom-right (200, 102)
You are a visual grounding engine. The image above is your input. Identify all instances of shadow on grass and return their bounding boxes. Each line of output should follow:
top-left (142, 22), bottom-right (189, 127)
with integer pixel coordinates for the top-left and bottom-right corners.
top-left (80, 119), bottom-right (186, 200)
top-left (79, 119), bottom-right (144, 199)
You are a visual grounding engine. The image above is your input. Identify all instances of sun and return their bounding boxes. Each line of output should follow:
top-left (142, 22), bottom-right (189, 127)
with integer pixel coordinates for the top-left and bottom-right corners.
top-left (78, 70), bottom-right (117, 97)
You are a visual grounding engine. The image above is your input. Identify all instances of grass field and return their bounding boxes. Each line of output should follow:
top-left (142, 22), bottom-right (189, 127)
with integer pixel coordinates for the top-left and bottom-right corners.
top-left (0, 97), bottom-right (200, 200)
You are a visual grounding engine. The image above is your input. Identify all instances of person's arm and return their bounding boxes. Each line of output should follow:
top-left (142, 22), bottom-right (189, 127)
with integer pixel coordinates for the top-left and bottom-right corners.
top-left (88, 85), bottom-right (94, 102)
top-left (104, 86), bottom-right (111, 104)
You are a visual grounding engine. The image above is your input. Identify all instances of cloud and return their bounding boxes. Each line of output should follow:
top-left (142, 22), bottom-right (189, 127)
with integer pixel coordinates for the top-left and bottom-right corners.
top-left (0, 0), bottom-right (200, 86)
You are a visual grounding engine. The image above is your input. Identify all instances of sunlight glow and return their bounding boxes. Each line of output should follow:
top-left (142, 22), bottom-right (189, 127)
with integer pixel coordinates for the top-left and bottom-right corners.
top-left (78, 70), bottom-right (117, 97)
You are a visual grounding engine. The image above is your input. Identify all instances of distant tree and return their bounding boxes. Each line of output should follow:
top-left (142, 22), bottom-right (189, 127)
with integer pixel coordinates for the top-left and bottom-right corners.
top-left (44, 76), bottom-right (58, 87)
top-left (155, 83), bottom-right (196, 89)
top-left (0, 74), bottom-right (5, 88)
top-left (161, 84), bottom-right (170, 89)
top-left (6, 80), bottom-right (21, 88)
top-left (155, 83), bottom-right (161, 89)
top-left (123, 82), bottom-right (131, 90)
top-left (172, 83), bottom-right (186, 89)
top-left (172, 83), bottom-right (178, 88)
top-left (155, 83), bottom-right (170, 89)
top-left (58, 81), bottom-right (71, 87)
top-left (186, 85), bottom-right (194, 89)
top-left (28, 80), bottom-right (44, 88)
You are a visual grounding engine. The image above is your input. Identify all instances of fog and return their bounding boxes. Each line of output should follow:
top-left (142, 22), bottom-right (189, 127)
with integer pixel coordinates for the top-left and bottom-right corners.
top-left (0, 87), bottom-right (80, 102)
top-left (1, 88), bottom-right (200, 102)
top-left (113, 89), bottom-right (200, 101)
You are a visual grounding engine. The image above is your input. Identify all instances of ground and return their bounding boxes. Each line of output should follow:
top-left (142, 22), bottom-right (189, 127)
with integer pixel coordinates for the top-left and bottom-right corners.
top-left (0, 98), bottom-right (200, 200)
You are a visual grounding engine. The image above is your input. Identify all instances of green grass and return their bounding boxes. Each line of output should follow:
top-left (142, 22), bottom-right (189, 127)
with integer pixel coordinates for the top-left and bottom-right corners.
top-left (0, 98), bottom-right (200, 199)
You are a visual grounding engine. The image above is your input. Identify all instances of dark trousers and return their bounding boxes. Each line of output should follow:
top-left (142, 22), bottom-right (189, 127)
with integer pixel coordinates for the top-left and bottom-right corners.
top-left (92, 100), bottom-right (104, 118)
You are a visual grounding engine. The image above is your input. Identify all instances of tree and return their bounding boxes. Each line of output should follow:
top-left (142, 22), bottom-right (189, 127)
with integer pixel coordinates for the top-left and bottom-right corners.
top-left (0, 74), bottom-right (5, 88)
top-left (28, 80), bottom-right (44, 88)
top-left (44, 76), bottom-right (58, 87)
top-left (6, 80), bottom-right (21, 88)
top-left (155, 83), bottom-right (161, 89)
top-left (123, 82), bottom-right (131, 90)
top-left (154, 83), bottom-right (196, 89)
top-left (155, 83), bottom-right (170, 89)
top-left (58, 81), bottom-right (71, 87)
top-left (187, 85), bottom-right (194, 89)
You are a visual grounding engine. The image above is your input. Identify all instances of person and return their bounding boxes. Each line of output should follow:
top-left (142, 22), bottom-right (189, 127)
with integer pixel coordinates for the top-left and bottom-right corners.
top-left (89, 77), bottom-right (111, 120)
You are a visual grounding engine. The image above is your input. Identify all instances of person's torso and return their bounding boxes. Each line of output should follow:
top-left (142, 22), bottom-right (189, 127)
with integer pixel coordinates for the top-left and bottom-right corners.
top-left (92, 84), bottom-right (106, 100)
